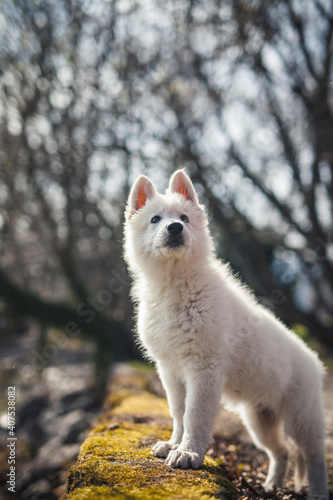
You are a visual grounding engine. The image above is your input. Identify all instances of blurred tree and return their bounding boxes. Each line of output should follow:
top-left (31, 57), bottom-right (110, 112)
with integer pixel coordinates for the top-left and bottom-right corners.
top-left (0, 0), bottom-right (136, 370)
top-left (0, 0), bottom-right (332, 352)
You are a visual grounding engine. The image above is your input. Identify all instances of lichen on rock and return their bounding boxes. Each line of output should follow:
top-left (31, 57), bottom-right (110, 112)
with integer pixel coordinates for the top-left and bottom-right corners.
top-left (65, 363), bottom-right (238, 499)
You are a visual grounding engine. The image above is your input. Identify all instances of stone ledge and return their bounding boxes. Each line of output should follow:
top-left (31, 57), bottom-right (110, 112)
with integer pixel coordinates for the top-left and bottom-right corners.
top-left (65, 363), bottom-right (239, 500)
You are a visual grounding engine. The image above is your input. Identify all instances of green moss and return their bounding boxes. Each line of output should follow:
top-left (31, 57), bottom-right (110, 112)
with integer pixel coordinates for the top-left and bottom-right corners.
top-left (111, 390), bottom-right (170, 417)
top-left (81, 423), bottom-right (171, 461)
top-left (67, 481), bottom-right (235, 500)
top-left (67, 456), bottom-right (238, 500)
top-left (65, 366), bottom-right (238, 500)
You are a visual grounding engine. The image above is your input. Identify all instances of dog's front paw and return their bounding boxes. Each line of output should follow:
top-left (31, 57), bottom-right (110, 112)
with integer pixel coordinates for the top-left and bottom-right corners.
top-left (165, 449), bottom-right (203, 469)
top-left (151, 440), bottom-right (176, 458)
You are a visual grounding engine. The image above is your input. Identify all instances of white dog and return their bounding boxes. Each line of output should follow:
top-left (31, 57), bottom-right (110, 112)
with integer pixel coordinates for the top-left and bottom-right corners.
top-left (124, 169), bottom-right (328, 499)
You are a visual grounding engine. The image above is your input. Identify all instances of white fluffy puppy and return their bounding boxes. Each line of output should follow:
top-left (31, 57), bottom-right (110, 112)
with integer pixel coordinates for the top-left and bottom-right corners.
top-left (124, 169), bottom-right (328, 499)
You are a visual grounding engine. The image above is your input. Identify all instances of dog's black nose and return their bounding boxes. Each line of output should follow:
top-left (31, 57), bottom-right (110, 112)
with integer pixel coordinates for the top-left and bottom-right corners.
top-left (167, 222), bottom-right (183, 235)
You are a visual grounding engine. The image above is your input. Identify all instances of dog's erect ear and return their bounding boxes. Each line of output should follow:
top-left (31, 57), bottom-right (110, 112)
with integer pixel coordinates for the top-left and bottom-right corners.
top-left (168, 170), bottom-right (199, 204)
top-left (126, 175), bottom-right (157, 218)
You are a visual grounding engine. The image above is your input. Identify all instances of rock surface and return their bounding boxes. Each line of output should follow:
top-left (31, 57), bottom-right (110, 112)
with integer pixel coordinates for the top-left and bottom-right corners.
top-left (0, 332), bottom-right (100, 500)
top-left (65, 363), bottom-right (239, 500)
top-left (14, 385), bottom-right (97, 499)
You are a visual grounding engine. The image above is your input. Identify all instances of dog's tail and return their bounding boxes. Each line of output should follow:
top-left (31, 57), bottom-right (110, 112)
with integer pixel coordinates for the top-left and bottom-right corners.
top-left (294, 449), bottom-right (307, 491)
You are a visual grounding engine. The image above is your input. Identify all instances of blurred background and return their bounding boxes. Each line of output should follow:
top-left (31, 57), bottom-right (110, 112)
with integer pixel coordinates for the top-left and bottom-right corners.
top-left (0, 0), bottom-right (332, 497)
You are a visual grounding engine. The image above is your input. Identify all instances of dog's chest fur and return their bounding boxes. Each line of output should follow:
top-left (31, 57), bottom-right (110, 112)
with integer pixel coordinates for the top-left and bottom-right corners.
top-left (137, 273), bottom-right (222, 364)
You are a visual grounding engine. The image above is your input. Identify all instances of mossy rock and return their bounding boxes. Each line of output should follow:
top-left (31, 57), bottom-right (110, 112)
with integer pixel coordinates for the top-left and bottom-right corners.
top-left (65, 363), bottom-right (238, 500)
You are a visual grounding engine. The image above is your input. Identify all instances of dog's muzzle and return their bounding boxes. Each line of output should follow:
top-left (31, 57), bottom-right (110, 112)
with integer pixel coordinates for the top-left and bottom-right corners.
top-left (166, 222), bottom-right (184, 248)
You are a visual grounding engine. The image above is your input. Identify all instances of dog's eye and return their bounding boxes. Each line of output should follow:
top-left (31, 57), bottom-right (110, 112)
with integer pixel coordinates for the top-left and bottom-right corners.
top-left (151, 215), bottom-right (161, 224)
top-left (180, 214), bottom-right (189, 223)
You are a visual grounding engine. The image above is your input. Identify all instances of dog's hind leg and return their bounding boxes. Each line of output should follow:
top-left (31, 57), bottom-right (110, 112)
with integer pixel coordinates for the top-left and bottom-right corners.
top-left (296, 439), bottom-right (328, 499)
top-left (294, 449), bottom-right (307, 491)
top-left (242, 406), bottom-right (289, 492)
top-left (307, 456), bottom-right (328, 500)
top-left (296, 441), bottom-right (328, 499)
top-left (285, 394), bottom-right (328, 499)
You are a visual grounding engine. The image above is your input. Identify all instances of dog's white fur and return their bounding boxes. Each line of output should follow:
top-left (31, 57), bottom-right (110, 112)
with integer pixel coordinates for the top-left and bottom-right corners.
top-left (124, 170), bottom-right (329, 499)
